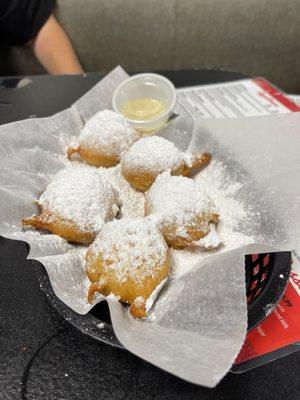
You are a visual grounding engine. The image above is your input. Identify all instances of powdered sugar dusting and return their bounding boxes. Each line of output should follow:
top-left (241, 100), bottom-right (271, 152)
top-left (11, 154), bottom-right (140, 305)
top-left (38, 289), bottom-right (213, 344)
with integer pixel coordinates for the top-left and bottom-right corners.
top-left (106, 293), bottom-right (120, 302)
top-left (146, 172), bottom-right (218, 246)
top-left (90, 218), bottom-right (168, 284)
top-left (146, 172), bottom-right (214, 220)
top-left (196, 224), bottom-right (222, 249)
top-left (69, 162), bottom-right (145, 218)
top-left (171, 160), bottom-right (255, 277)
top-left (100, 164), bottom-right (145, 218)
top-left (121, 136), bottom-right (184, 173)
top-left (182, 152), bottom-right (194, 168)
top-left (196, 160), bottom-right (249, 230)
top-left (79, 110), bottom-right (140, 157)
top-left (39, 164), bottom-right (120, 233)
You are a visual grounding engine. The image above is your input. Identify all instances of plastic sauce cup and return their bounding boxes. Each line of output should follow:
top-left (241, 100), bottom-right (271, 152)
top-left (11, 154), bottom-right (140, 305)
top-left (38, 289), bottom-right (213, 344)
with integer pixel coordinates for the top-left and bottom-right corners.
top-left (112, 73), bottom-right (176, 135)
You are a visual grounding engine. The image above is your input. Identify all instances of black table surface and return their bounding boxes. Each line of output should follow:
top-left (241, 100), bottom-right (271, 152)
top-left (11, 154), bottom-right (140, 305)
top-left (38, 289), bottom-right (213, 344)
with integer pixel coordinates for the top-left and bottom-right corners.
top-left (0, 70), bottom-right (299, 400)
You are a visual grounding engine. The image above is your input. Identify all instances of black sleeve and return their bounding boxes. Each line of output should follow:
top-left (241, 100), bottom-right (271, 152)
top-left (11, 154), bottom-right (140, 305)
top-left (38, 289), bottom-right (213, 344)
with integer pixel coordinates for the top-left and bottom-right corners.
top-left (0, 0), bottom-right (56, 46)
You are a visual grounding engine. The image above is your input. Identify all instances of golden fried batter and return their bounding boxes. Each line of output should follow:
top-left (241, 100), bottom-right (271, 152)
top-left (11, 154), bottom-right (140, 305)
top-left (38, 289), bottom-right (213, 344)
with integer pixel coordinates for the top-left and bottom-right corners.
top-left (145, 172), bottom-right (221, 249)
top-left (68, 110), bottom-right (140, 167)
top-left (22, 210), bottom-right (95, 244)
top-left (22, 165), bottom-right (120, 244)
top-left (157, 213), bottom-right (219, 248)
top-left (121, 136), bottom-right (210, 191)
top-left (86, 218), bottom-right (170, 318)
top-left (67, 146), bottom-right (118, 168)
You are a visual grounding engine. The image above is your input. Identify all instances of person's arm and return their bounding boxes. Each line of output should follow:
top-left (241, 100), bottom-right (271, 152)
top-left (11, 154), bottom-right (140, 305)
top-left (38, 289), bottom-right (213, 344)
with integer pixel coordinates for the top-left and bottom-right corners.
top-left (28, 14), bottom-right (83, 75)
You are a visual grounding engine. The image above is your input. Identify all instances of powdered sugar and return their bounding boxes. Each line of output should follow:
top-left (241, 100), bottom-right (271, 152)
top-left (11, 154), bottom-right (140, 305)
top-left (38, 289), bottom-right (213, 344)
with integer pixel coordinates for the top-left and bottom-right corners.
top-left (90, 218), bottom-right (168, 284)
top-left (145, 172), bottom-right (218, 246)
top-left (38, 125), bottom-right (255, 312)
top-left (100, 164), bottom-right (145, 218)
top-left (69, 162), bottom-right (145, 218)
top-left (146, 172), bottom-right (214, 220)
top-left (79, 110), bottom-right (140, 157)
top-left (196, 224), bottom-right (222, 249)
top-left (39, 164), bottom-right (120, 233)
top-left (121, 136), bottom-right (184, 173)
top-left (170, 160), bottom-right (255, 277)
top-left (182, 152), bottom-right (194, 168)
top-left (195, 160), bottom-right (249, 230)
top-left (106, 293), bottom-right (120, 302)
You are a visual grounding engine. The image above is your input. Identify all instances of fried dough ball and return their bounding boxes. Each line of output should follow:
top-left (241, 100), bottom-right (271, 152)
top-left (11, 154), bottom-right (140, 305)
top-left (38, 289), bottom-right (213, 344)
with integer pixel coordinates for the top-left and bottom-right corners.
top-left (22, 165), bottom-right (120, 244)
top-left (68, 110), bottom-right (140, 167)
top-left (121, 136), bottom-right (211, 191)
top-left (145, 172), bottom-right (221, 249)
top-left (86, 217), bottom-right (170, 318)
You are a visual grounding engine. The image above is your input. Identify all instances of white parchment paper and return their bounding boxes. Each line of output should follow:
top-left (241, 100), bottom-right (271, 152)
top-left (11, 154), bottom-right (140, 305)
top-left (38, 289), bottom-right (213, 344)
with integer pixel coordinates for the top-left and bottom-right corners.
top-left (0, 66), bottom-right (299, 387)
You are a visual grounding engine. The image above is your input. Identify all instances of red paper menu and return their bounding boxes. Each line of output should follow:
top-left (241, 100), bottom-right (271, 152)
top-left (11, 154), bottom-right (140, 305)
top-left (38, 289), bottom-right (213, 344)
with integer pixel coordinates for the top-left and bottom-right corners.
top-left (175, 77), bottom-right (300, 118)
top-left (253, 78), bottom-right (300, 112)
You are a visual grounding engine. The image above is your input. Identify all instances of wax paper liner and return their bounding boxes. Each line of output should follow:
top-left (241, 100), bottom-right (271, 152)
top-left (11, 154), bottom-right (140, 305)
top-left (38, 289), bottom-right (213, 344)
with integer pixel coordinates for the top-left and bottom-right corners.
top-left (0, 66), bottom-right (299, 387)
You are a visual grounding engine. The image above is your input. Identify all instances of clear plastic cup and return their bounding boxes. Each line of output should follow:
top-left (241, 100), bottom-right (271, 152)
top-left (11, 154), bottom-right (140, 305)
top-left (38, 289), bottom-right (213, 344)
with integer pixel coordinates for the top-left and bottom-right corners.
top-left (112, 73), bottom-right (176, 135)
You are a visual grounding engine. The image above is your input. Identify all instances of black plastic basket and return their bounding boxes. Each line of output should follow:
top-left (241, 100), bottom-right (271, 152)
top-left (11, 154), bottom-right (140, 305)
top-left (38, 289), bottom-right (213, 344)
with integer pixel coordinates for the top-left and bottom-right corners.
top-left (33, 251), bottom-right (291, 349)
top-left (246, 251), bottom-right (291, 331)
